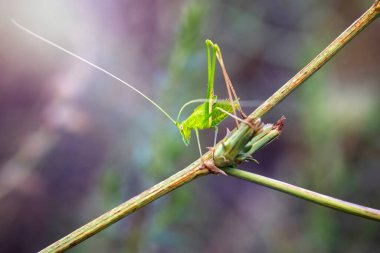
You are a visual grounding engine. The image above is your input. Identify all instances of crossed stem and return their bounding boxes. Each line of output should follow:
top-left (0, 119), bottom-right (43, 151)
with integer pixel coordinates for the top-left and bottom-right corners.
top-left (38, 1), bottom-right (380, 252)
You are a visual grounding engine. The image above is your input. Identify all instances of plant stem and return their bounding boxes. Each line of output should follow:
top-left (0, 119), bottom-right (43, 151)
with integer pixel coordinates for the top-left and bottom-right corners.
top-left (248, 0), bottom-right (380, 120)
top-left (225, 168), bottom-right (380, 221)
top-left (39, 2), bottom-right (380, 252)
top-left (39, 157), bottom-right (211, 253)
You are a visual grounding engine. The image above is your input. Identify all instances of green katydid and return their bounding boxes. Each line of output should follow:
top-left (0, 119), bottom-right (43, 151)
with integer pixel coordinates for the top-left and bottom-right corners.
top-left (175, 39), bottom-right (245, 147)
top-left (12, 20), bottom-right (246, 156)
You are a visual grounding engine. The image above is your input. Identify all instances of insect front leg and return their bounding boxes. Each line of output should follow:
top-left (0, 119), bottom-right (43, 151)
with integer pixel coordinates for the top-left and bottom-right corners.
top-left (194, 129), bottom-right (203, 157)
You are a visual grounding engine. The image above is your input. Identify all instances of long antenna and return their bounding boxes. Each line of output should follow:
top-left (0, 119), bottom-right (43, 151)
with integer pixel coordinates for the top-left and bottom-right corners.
top-left (12, 19), bottom-right (177, 125)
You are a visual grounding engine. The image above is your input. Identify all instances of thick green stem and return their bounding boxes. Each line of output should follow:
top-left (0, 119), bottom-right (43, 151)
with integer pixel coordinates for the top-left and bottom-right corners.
top-left (225, 168), bottom-right (380, 221)
top-left (39, 157), bottom-right (211, 253)
top-left (249, 0), bottom-right (380, 120)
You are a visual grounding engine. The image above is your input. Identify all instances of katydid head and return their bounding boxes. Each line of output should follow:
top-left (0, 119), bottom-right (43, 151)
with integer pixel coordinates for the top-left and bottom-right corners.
top-left (176, 122), bottom-right (191, 146)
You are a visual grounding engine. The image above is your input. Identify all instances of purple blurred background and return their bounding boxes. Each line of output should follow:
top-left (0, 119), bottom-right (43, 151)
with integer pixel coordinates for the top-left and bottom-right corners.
top-left (1, 0), bottom-right (380, 252)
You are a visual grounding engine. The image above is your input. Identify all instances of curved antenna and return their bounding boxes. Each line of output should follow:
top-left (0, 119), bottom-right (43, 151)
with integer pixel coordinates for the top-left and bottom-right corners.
top-left (176, 98), bottom-right (209, 123)
top-left (12, 19), bottom-right (177, 125)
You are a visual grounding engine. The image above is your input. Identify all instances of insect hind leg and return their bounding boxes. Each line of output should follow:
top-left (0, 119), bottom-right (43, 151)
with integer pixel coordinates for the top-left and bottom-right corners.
top-left (215, 46), bottom-right (248, 125)
top-left (215, 107), bottom-right (255, 129)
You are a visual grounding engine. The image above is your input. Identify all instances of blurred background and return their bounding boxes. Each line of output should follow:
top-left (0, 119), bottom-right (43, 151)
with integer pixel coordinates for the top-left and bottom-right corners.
top-left (1, 0), bottom-right (379, 252)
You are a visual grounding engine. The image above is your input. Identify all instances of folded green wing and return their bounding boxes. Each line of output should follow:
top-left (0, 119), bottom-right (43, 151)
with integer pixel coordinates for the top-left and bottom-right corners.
top-left (177, 99), bottom-right (239, 145)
